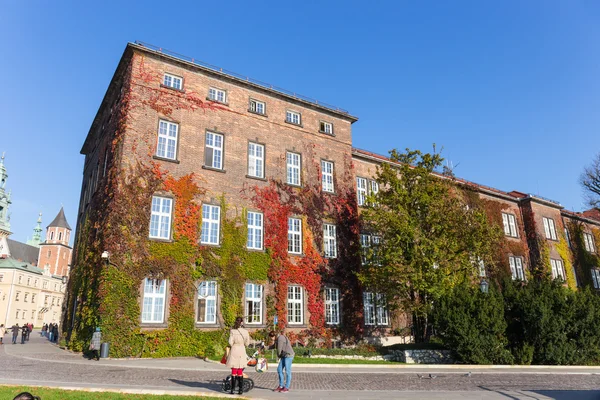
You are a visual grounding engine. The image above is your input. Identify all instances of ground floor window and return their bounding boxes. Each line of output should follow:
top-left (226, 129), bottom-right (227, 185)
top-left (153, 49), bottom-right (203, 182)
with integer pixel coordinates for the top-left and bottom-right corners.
top-left (363, 292), bottom-right (388, 326)
top-left (325, 287), bottom-right (340, 325)
top-left (509, 256), bottom-right (525, 281)
top-left (245, 283), bottom-right (263, 324)
top-left (142, 278), bottom-right (166, 323)
top-left (287, 285), bottom-right (303, 325)
top-left (197, 281), bottom-right (217, 324)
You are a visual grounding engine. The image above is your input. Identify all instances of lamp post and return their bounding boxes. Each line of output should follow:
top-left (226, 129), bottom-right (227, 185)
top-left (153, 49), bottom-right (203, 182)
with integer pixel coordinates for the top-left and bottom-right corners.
top-left (479, 279), bottom-right (489, 294)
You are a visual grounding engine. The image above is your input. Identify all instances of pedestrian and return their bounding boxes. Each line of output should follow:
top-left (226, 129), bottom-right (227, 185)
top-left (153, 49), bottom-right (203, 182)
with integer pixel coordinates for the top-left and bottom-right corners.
top-left (48, 323), bottom-right (53, 342)
top-left (41, 323), bottom-right (46, 337)
top-left (226, 316), bottom-right (250, 395)
top-left (0, 324), bottom-right (5, 345)
top-left (21, 324), bottom-right (27, 344)
top-left (12, 391), bottom-right (41, 400)
top-left (26, 323), bottom-right (32, 341)
top-left (89, 327), bottom-right (102, 361)
top-left (270, 328), bottom-right (295, 393)
top-left (11, 324), bottom-right (19, 344)
top-left (52, 324), bottom-right (59, 343)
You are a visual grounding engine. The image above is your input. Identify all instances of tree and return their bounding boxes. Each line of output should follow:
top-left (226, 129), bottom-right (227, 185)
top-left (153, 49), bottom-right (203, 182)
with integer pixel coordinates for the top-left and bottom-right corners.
top-left (580, 153), bottom-right (600, 209)
top-left (359, 148), bottom-right (502, 342)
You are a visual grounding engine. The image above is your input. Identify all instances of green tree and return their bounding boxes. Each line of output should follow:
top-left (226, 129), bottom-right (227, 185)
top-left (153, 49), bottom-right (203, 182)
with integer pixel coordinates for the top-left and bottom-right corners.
top-left (359, 148), bottom-right (502, 342)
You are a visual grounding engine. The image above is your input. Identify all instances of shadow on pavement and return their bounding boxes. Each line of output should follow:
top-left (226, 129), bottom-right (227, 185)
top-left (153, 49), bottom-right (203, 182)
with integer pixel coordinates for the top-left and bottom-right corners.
top-left (532, 391), bottom-right (600, 400)
top-left (169, 378), bottom-right (223, 392)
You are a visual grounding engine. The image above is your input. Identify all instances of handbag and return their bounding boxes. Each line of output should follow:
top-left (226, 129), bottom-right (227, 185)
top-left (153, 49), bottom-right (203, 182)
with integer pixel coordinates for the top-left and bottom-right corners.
top-left (220, 347), bottom-right (230, 364)
top-left (255, 357), bottom-right (268, 373)
top-left (278, 336), bottom-right (291, 358)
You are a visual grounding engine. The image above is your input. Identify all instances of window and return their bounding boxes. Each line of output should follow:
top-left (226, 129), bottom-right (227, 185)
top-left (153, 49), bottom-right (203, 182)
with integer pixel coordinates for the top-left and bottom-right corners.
top-left (245, 283), bottom-right (263, 324)
top-left (249, 99), bottom-right (265, 115)
top-left (247, 142), bottom-right (264, 179)
top-left (370, 180), bottom-right (379, 196)
top-left (550, 259), bottom-right (565, 281)
top-left (149, 196), bottom-right (173, 239)
top-left (320, 121), bottom-right (333, 134)
top-left (15, 292), bottom-right (20, 301)
top-left (156, 120), bottom-right (178, 160)
top-left (197, 281), bottom-right (217, 324)
top-left (542, 217), bottom-right (558, 240)
top-left (247, 212), bottom-right (263, 250)
top-left (18, 275), bottom-right (22, 284)
top-left (24, 293), bottom-right (28, 302)
top-left (363, 292), bottom-right (388, 326)
top-left (286, 152), bottom-right (301, 186)
top-left (509, 256), bottom-right (525, 281)
top-left (325, 288), bottom-right (340, 325)
top-left (163, 73), bottom-right (182, 90)
top-left (59, 232), bottom-right (63, 241)
top-left (287, 286), bottom-right (303, 325)
top-left (321, 160), bottom-right (334, 193)
top-left (501, 213), bottom-right (518, 237)
top-left (208, 87), bottom-right (227, 103)
top-left (34, 279), bottom-right (38, 287)
top-left (0, 274), bottom-right (3, 283)
top-left (54, 283), bottom-right (58, 291)
top-left (323, 224), bottom-right (337, 258)
top-left (31, 294), bottom-right (36, 303)
top-left (286, 110), bottom-right (301, 125)
top-left (15, 310), bottom-right (19, 319)
top-left (584, 233), bottom-right (596, 253)
top-left (565, 228), bottom-right (572, 248)
top-left (51, 297), bottom-right (55, 306)
top-left (43, 281), bottom-right (48, 289)
top-left (360, 234), bottom-right (371, 265)
top-left (27, 277), bottom-right (31, 286)
top-left (357, 177), bottom-right (367, 206)
top-left (50, 232), bottom-right (54, 240)
top-left (142, 278), bottom-right (166, 323)
top-left (592, 269), bottom-right (600, 289)
top-left (478, 259), bottom-right (486, 278)
top-left (288, 218), bottom-right (302, 254)
top-left (205, 132), bottom-right (224, 170)
top-left (201, 205), bottom-right (221, 245)
top-left (44, 295), bottom-right (49, 306)
top-left (31, 310), bottom-right (35, 319)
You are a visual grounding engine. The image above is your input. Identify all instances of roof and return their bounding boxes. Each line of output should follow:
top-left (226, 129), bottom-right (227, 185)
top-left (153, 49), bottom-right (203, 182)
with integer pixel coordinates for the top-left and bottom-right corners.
top-left (6, 239), bottom-right (39, 265)
top-left (0, 258), bottom-right (43, 274)
top-left (47, 207), bottom-right (71, 230)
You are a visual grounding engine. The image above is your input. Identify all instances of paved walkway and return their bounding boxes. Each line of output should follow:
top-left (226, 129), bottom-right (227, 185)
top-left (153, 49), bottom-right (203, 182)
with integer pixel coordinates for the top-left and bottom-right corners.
top-left (1, 331), bottom-right (600, 399)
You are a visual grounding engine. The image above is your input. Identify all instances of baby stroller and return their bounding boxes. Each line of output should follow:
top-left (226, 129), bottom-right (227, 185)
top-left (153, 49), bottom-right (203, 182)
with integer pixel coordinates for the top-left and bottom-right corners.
top-left (221, 342), bottom-right (267, 393)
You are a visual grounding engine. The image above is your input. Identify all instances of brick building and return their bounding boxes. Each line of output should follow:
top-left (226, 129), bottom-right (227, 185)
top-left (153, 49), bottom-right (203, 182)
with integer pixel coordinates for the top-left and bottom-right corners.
top-left (67, 42), bottom-right (600, 351)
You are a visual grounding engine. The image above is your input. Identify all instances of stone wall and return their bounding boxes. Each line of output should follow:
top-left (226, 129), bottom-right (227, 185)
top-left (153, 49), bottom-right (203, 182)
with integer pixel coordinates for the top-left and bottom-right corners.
top-left (304, 349), bottom-right (454, 364)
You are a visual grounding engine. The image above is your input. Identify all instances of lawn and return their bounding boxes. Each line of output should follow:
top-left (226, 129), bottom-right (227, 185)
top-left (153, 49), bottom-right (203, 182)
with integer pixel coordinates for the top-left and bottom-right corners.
top-left (1, 386), bottom-right (225, 400)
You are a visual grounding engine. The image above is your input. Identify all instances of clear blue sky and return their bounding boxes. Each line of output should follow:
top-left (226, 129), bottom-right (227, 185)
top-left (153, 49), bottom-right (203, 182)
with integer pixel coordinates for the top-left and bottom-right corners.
top-left (1, 1), bottom-right (600, 243)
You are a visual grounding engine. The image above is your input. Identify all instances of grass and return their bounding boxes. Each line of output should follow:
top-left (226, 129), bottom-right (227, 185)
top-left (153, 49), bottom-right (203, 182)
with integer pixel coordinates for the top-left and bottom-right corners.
top-left (0, 386), bottom-right (224, 400)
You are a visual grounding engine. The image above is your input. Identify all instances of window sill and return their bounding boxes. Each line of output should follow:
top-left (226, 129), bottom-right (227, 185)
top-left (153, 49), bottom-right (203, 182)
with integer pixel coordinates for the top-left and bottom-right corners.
top-left (246, 175), bottom-right (267, 182)
top-left (248, 110), bottom-right (268, 117)
top-left (200, 242), bottom-right (220, 247)
top-left (140, 323), bottom-right (168, 330)
top-left (319, 130), bottom-right (335, 137)
top-left (244, 324), bottom-right (268, 329)
top-left (287, 324), bottom-right (307, 329)
top-left (195, 323), bottom-right (221, 329)
top-left (153, 155), bottom-right (180, 164)
top-left (286, 183), bottom-right (303, 189)
top-left (160, 84), bottom-right (185, 93)
top-left (202, 165), bottom-right (226, 174)
top-left (148, 237), bottom-right (174, 243)
top-left (206, 98), bottom-right (229, 106)
top-left (284, 120), bottom-right (303, 128)
top-left (247, 248), bottom-right (266, 253)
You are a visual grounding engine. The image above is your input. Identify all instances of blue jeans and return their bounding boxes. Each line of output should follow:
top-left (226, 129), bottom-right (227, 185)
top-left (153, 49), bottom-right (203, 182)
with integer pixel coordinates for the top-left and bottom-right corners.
top-left (277, 356), bottom-right (293, 389)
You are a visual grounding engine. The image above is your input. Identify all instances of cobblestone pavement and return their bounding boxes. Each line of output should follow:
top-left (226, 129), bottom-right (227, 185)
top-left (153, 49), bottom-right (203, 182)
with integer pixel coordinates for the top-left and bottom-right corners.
top-left (2, 332), bottom-right (600, 400)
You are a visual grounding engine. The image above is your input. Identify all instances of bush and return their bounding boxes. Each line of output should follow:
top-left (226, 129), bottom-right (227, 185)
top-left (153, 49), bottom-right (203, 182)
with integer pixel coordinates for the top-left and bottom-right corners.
top-left (433, 283), bottom-right (513, 364)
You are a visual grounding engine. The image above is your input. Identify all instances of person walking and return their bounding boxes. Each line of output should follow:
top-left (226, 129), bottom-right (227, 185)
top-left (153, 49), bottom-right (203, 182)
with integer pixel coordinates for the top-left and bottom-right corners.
top-left (89, 327), bottom-right (102, 361)
top-left (0, 324), bottom-right (5, 345)
top-left (20, 324), bottom-right (27, 344)
top-left (270, 329), bottom-right (295, 393)
top-left (11, 324), bottom-right (19, 344)
top-left (226, 316), bottom-right (250, 395)
top-left (52, 324), bottom-right (59, 343)
top-left (48, 323), bottom-right (53, 342)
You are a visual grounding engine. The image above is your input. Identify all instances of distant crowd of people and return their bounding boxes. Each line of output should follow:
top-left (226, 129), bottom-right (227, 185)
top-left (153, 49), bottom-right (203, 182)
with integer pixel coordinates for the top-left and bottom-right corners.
top-left (0, 322), bottom-right (59, 345)
top-left (41, 323), bottom-right (59, 343)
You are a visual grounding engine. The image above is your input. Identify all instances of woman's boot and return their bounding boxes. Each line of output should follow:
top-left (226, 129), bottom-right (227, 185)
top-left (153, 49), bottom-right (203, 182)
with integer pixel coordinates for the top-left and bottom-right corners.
top-left (238, 375), bottom-right (244, 394)
top-left (229, 376), bottom-right (236, 394)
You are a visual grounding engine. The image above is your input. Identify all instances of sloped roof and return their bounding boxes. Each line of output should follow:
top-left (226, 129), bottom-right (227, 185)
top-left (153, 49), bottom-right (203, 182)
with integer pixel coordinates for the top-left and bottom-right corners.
top-left (0, 258), bottom-right (43, 274)
top-left (47, 207), bottom-right (71, 230)
top-left (6, 239), bottom-right (39, 265)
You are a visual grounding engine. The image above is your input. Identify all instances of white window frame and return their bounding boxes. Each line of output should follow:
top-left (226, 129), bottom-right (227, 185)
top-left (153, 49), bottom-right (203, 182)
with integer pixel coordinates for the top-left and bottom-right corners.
top-left (205, 132), bottom-right (224, 170)
top-left (163, 73), bottom-right (182, 90)
top-left (325, 287), bottom-right (340, 325)
top-left (320, 121), bottom-right (333, 134)
top-left (509, 256), bottom-right (525, 281)
top-left (357, 177), bottom-right (367, 206)
top-left (286, 152), bottom-right (301, 186)
top-left (156, 120), bottom-right (178, 160)
top-left (323, 223), bottom-right (337, 258)
top-left (141, 278), bottom-right (166, 324)
top-left (584, 232), bottom-right (596, 253)
top-left (542, 217), bottom-right (558, 240)
top-left (363, 292), bottom-right (388, 326)
top-left (247, 142), bottom-right (264, 179)
top-left (550, 258), bottom-right (565, 281)
top-left (247, 211), bottom-right (263, 250)
top-left (287, 285), bottom-right (303, 325)
top-left (502, 213), bottom-right (518, 237)
top-left (591, 269), bottom-right (600, 289)
top-left (201, 205), bottom-right (221, 245)
top-left (197, 281), bottom-right (217, 324)
top-left (149, 196), bottom-right (173, 240)
top-left (288, 217), bottom-right (302, 254)
top-left (249, 99), bottom-right (265, 115)
top-left (321, 160), bottom-right (334, 193)
top-left (208, 87), bottom-right (227, 103)
top-left (245, 283), bottom-right (263, 324)
top-left (286, 110), bottom-right (301, 125)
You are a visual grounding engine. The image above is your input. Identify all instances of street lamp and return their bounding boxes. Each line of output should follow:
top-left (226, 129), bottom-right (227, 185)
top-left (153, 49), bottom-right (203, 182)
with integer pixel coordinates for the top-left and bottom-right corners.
top-left (101, 251), bottom-right (110, 261)
top-left (480, 279), bottom-right (489, 294)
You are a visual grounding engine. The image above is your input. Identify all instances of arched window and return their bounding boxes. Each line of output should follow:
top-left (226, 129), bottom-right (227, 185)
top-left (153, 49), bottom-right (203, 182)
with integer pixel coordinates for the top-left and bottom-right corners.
top-left (50, 231), bottom-right (54, 240)
top-left (59, 232), bottom-right (62, 241)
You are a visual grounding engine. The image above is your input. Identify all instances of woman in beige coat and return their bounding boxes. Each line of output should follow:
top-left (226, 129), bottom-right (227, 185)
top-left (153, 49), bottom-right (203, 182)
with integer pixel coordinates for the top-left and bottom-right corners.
top-left (226, 316), bottom-right (250, 394)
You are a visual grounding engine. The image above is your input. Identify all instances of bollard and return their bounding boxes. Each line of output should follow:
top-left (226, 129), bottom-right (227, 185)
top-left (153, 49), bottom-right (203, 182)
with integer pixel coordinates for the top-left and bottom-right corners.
top-left (100, 342), bottom-right (110, 358)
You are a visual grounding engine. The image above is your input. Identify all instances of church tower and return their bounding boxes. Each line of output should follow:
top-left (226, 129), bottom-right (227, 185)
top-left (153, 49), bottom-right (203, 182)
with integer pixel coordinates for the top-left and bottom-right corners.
top-left (0, 153), bottom-right (12, 239)
top-left (26, 213), bottom-right (43, 247)
top-left (37, 207), bottom-right (72, 276)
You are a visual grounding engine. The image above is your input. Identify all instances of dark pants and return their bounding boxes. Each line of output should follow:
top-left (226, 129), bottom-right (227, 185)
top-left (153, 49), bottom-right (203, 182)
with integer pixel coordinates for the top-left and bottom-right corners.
top-left (12, 335), bottom-right (17, 344)
top-left (91, 350), bottom-right (99, 360)
top-left (21, 334), bottom-right (25, 344)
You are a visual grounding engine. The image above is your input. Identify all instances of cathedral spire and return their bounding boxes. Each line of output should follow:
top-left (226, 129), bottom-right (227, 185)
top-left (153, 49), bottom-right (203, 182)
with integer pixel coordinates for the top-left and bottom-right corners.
top-left (0, 152), bottom-right (12, 237)
top-left (27, 212), bottom-right (43, 247)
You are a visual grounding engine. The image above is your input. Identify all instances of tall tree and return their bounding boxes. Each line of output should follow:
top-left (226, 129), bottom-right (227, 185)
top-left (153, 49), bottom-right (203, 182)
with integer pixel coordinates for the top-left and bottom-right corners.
top-left (581, 153), bottom-right (600, 209)
top-left (359, 148), bottom-right (502, 342)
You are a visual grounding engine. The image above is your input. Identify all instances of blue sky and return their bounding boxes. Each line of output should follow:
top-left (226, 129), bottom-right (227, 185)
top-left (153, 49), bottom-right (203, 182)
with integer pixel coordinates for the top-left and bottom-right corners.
top-left (1, 1), bottom-right (600, 243)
